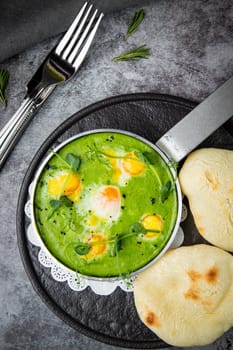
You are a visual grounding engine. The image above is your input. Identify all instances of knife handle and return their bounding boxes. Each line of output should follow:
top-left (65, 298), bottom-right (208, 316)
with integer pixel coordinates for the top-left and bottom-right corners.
top-left (0, 86), bottom-right (55, 169)
top-left (156, 76), bottom-right (233, 162)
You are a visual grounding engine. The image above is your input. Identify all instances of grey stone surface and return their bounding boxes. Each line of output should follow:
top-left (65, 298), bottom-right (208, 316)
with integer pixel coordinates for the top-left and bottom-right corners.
top-left (0, 0), bottom-right (233, 349)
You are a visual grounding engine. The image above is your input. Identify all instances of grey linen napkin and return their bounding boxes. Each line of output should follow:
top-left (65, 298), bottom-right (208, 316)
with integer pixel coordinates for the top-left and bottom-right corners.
top-left (0, 0), bottom-right (146, 63)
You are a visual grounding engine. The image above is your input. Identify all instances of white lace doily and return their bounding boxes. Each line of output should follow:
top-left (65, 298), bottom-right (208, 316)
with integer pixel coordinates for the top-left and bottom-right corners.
top-left (25, 182), bottom-right (186, 295)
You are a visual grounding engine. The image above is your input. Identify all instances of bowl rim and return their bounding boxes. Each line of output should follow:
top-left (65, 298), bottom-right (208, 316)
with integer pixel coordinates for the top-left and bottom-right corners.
top-left (31, 128), bottom-right (183, 281)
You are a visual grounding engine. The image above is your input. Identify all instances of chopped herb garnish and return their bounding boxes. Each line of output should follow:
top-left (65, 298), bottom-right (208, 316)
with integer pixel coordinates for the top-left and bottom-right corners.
top-left (0, 68), bottom-right (9, 107)
top-left (110, 237), bottom-right (122, 257)
top-left (112, 45), bottom-right (150, 62)
top-left (50, 196), bottom-right (73, 209)
top-left (136, 151), bottom-right (162, 186)
top-left (74, 221), bottom-right (160, 262)
top-left (74, 243), bottom-right (91, 255)
top-left (131, 222), bottom-right (147, 234)
top-left (50, 149), bottom-right (81, 172)
top-left (130, 222), bottom-right (160, 235)
top-left (125, 9), bottom-right (145, 39)
top-left (160, 180), bottom-right (172, 203)
top-left (65, 153), bottom-right (81, 172)
top-left (142, 151), bottom-right (156, 165)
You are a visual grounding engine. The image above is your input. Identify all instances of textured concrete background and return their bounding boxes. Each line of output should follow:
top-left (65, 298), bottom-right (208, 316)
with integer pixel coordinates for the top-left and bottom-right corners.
top-left (0, 0), bottom-right (233, 349)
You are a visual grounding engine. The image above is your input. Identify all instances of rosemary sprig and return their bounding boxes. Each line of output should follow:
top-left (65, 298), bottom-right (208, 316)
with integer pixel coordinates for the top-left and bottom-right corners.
top-left (0, 68), bottom-right (9, 107)
top-left (125, 9), bottom-right (145, 39)
top-left (112, 45), bottom-right (150, 62)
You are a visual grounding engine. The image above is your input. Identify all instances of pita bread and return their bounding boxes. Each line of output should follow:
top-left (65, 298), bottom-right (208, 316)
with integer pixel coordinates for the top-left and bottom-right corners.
top-left (179, 148), bottom-right (233, 252)
top-left (134, 244), bottom-right (233, 347)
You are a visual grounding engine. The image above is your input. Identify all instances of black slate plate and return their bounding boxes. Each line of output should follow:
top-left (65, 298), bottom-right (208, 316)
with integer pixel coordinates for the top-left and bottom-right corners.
top-left (17, 93), bottom-right (233, 349)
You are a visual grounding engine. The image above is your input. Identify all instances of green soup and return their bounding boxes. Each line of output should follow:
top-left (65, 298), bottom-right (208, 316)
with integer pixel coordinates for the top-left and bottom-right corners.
top-left (34, 131), bottom-right (178, 277)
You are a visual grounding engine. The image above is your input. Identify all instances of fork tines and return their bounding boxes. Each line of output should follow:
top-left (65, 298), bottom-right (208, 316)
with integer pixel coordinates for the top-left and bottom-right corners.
top-left (55, 2), bottom-right (103, 69)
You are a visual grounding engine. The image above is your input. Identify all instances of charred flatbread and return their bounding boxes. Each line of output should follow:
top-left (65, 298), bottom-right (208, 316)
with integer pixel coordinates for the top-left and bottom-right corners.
top-left (179, 148), bottom-right (233, 252)
top-left (134, 244), bottom-right (233, 347)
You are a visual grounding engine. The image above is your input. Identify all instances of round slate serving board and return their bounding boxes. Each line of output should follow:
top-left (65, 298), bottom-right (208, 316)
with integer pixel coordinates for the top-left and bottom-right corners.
top-left (17, 93), bottom-right (233, 349)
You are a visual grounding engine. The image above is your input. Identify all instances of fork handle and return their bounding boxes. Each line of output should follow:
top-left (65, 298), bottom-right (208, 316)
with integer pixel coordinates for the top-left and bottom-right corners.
top-left (0, 86), bottom-right (55, 169)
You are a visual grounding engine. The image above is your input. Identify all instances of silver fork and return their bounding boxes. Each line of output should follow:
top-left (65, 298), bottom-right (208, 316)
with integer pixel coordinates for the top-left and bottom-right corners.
top-left (0, 2), bottom-right (103, 169)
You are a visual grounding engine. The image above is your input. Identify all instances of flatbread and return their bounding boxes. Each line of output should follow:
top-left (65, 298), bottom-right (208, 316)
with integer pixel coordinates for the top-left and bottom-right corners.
top-left (134, 244), bottom-right (233, 347)
top-left (179, 148), bottom-right (233, 251)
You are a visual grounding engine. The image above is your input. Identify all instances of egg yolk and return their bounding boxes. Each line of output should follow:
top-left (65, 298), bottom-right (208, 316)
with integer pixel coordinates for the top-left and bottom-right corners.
top-left (123, 152), bottom-right (145, 175)
top-left (84, 234), bottom-right (107, 259)
top-left (48, 172), bottom-right (81, 198)
top-left (101, 185), bottom-right (120, 202)
top-left (92, 185), bottom-right (121, 221)
top-left (142, 214), bottom-right (163, 238)
top-left (88, 215), bottom-right (99, 227)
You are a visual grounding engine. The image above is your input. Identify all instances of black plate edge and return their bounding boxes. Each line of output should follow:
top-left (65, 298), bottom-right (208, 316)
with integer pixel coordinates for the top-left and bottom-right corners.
top-left (16, 93), bottom-right (199, 349)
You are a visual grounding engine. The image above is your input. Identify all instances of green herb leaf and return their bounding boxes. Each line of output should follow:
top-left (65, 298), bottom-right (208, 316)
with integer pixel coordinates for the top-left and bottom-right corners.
top-left (50, 199), bottom-right (62, 209)
top-left (50, 196), bottom-right (73, 209)
top-left (142, 151), bottom-right (156, 165)
top-left (130, 222), bottom-right (147, 234)
top-left (74, 243), bottom-right (91, 255)
top-left (168, 159), bottom-right (179, 171)
top-left (0, 68), bottom-right (9, 107)
top-left (65, 153), bottom-right (81, 172)
top-left (111, 237), bottom-right (123, 257)
top-left (160, 180), bottom-right (172, 203)
top-left (134, 151), bottom-right (145, 162)
top-left (125, 9), bottom-right (145, 39)
top-left (112, 45), bottom-right (150, 62)
top-left (50, 149), bottom-right (81, 171)
top-left (130, 222), bottom-right (161, 235)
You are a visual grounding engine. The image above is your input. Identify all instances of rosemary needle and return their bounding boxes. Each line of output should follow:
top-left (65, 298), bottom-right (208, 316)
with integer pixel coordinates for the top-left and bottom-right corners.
top-left (112, 45), bottom-right (150, 62)
top-left (0, 68), bottom-right (9, 107)
top-left (125, 9), bottom-right (145, 39)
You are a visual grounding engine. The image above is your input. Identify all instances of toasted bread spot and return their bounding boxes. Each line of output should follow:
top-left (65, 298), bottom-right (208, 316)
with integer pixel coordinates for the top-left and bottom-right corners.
top-left (145, 311), bottom-right (161, 328)
top-left (204, 170), bottom-right (220, 191)
top-left (184, 286), bottom-right (211, 306)
top-left (187, 269), bottom-right (202, 282)
top-left (205, 266), bottom-right (218, 284)
top-left (185, 269), bottom-right (203, 303)
top-left (184, 287), bottom-right (200, 301)
top-left (185, 267), bottom-right (217, 306)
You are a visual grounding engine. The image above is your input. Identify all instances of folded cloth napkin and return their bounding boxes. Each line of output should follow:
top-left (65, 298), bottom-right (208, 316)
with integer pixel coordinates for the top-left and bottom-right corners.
top-left (0, 0), bottom-right (146, 63)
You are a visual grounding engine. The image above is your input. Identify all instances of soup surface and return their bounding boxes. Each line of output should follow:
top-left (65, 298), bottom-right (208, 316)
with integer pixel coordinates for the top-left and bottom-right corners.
top-left (34, 132), bottom-right (178, 277)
